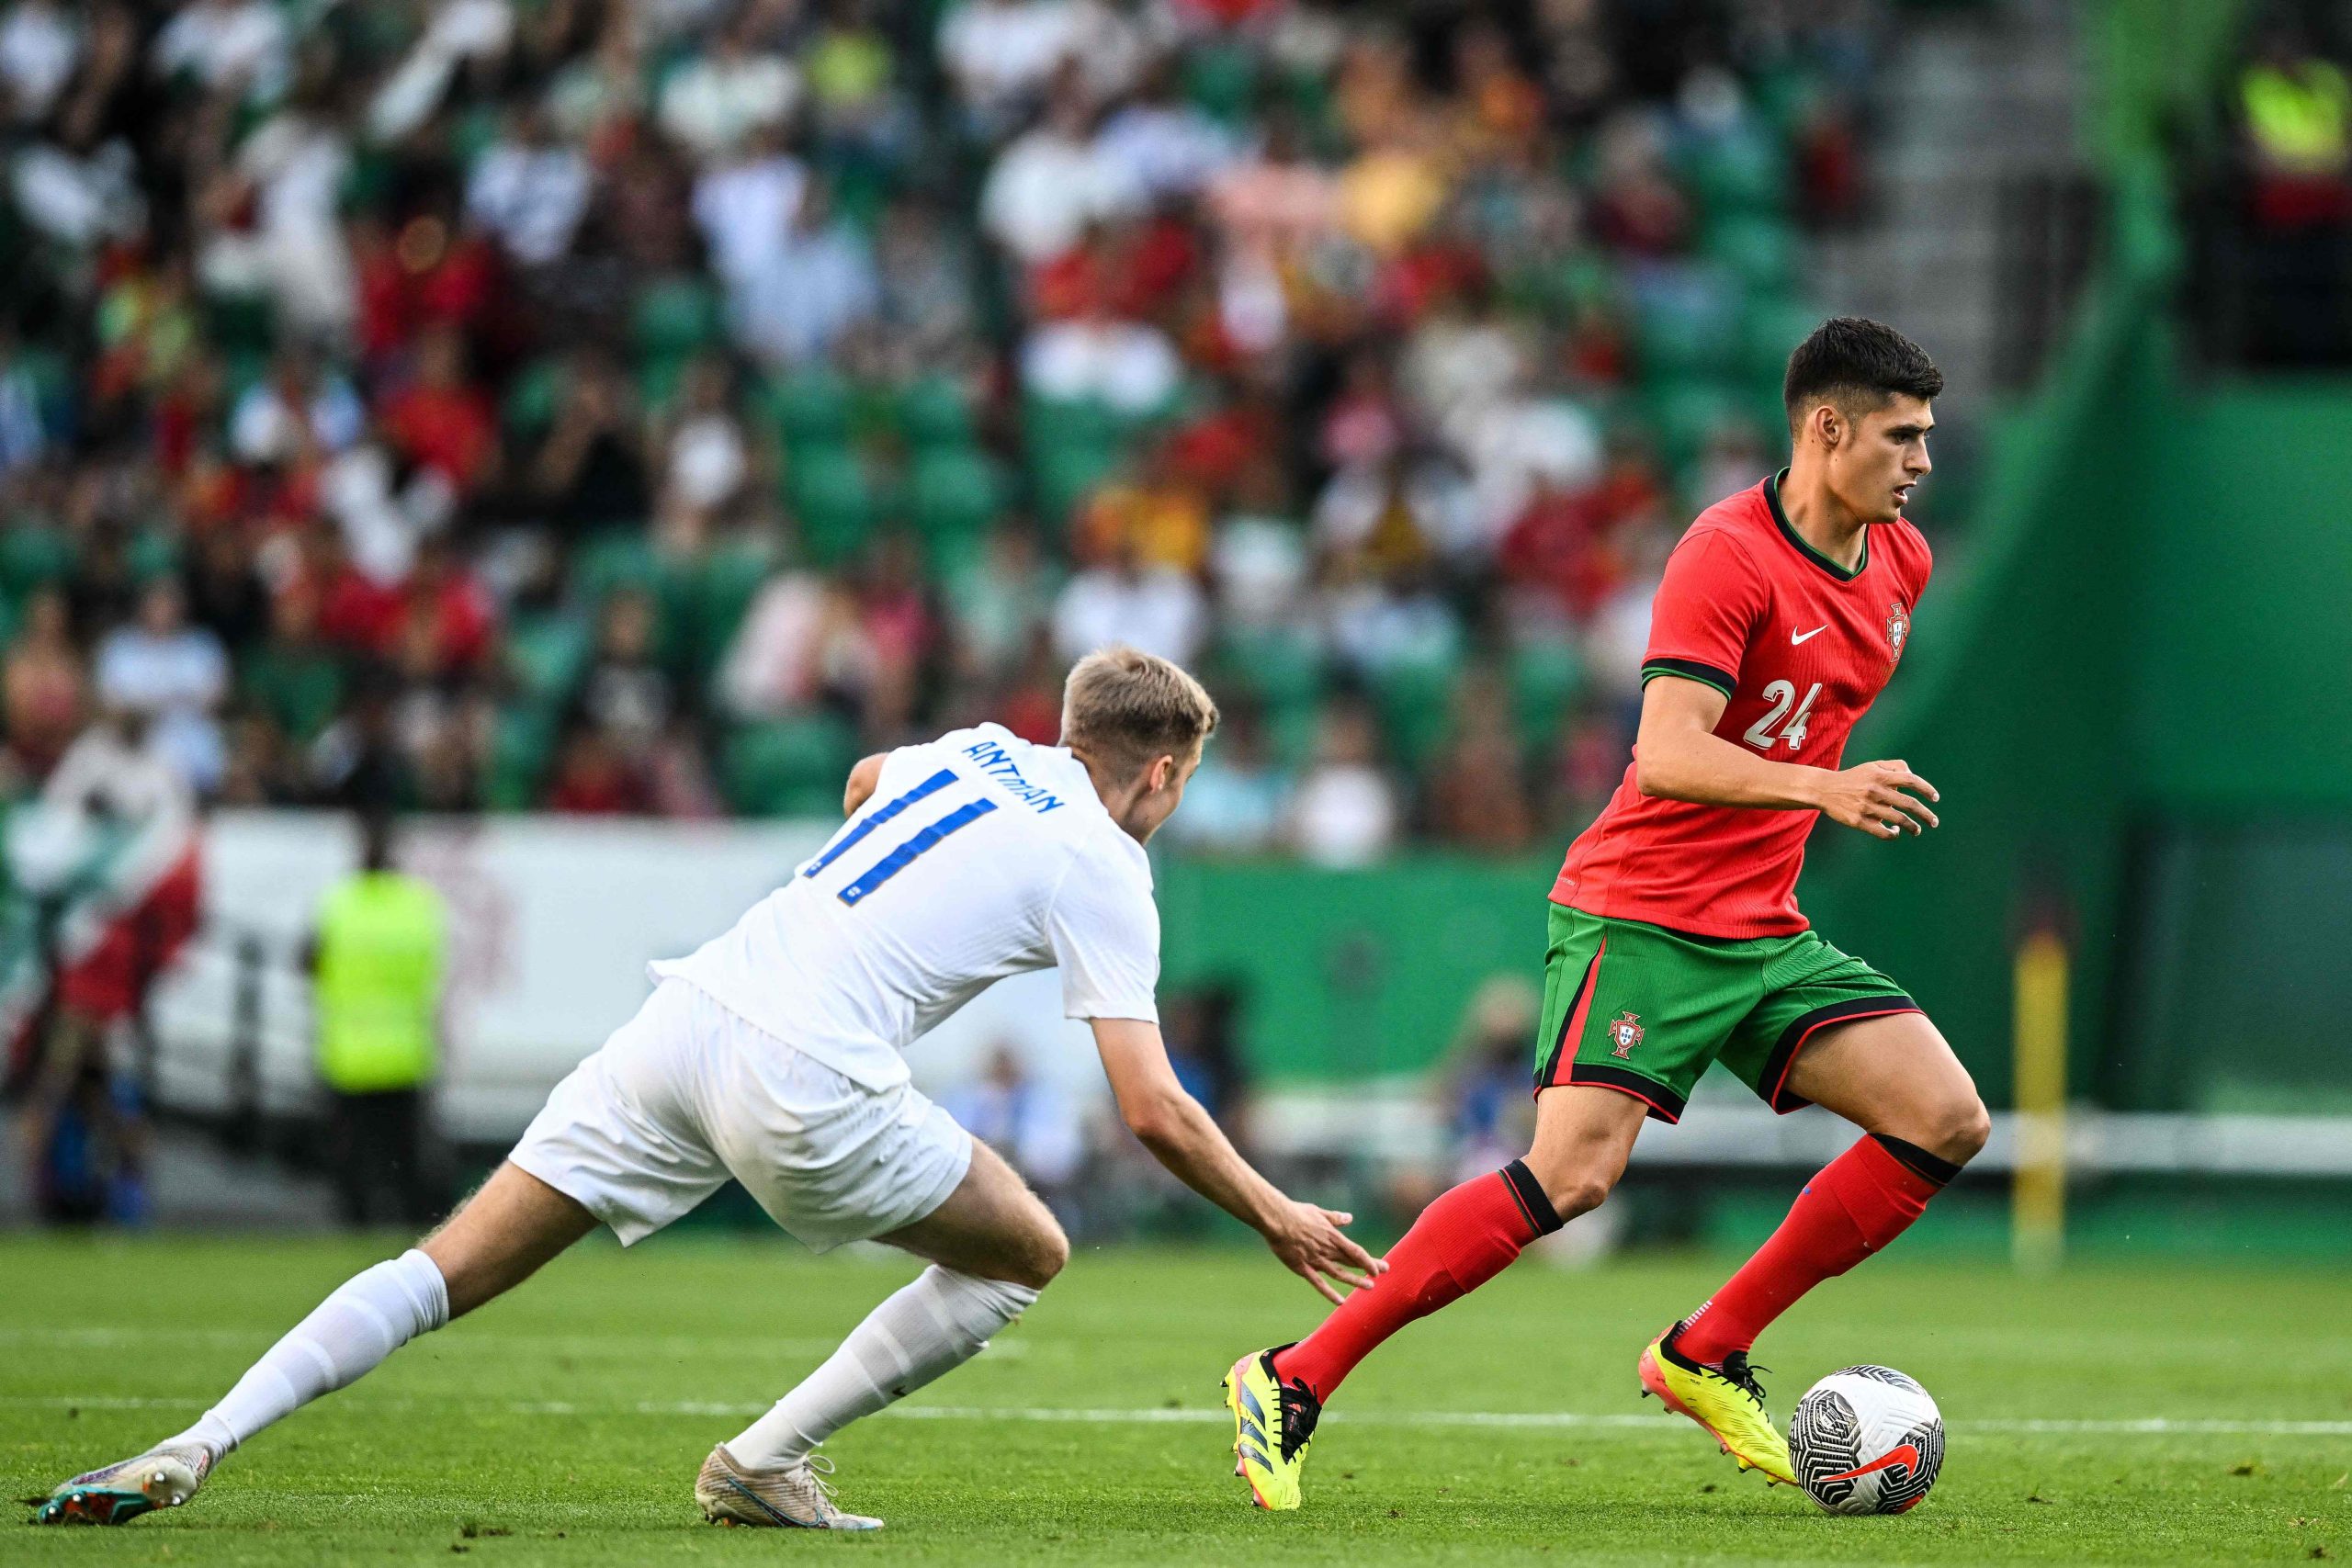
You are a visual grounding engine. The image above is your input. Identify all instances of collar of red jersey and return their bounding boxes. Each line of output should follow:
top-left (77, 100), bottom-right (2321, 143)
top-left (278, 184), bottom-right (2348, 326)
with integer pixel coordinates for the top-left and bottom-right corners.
top-left (1764, 469), bottom-right (1870, 583)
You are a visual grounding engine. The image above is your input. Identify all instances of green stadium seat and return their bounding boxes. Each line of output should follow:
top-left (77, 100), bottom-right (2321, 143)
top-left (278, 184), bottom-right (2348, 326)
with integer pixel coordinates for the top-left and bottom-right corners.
top-left (765, 367), bottom-right (855, 451)
top-left (633, 276), bottom-right (724, 363)
top-left (1509, 637), bottom-right (1587, 750)
top-left (1682, 130), bottom-right (1789, 219)
top-left (504, 611), bottom-right (594, 705)
top-left (572, 530), bottom-right (662, 608)
top-left (896, 373), bottom-right (978, 449)
top-left (486, 705), bottom-right (560, 812)
top-left (1183, 42), bottom-right (1261, 123)
top-left (1027, 439), bottom-right (1124, 529)
top-left (241, 645), bottom-right (345, 743)
top-left (1217, 626), bottom-right (1326, 709)
top-left (722, 713), bottom-right (859, 816)
top-left (907, 446), bottom-right (1008, 548)
top-left (127, 529), bottom-right (181, 583)
top-left (0, 524), bottom-right (74, 597)
top-left (1644, 377), bottom-right (1744, 475)
top-left (682, 543), bottom-right (773, 685)
top-left (503, 356), bottom-right (564, 440)
top-left (1741, 294), bottom-right (1823, 387)
top-left (1372, 655), bottom-right (1463, 777)
top-left (786, 447), bottom-right (879, 566)
top-left (1705, 213), bottom-right (1801, 296)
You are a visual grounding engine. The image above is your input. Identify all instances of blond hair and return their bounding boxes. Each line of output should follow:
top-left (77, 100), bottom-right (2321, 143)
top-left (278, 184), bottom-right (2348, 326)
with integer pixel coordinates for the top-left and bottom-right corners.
top-left (1061, 646), bottom-right (1219, 774)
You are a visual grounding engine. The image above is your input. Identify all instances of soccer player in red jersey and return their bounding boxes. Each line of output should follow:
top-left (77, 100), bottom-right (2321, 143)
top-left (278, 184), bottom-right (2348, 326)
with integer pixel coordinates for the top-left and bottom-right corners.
top-left (1226, 318), bottom-right (1991, 1508)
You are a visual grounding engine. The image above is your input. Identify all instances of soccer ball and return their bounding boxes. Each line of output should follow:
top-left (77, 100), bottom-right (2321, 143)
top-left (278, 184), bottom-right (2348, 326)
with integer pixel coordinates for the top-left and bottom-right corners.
top-left (1787, 1365), bottom-right (1944, 1516)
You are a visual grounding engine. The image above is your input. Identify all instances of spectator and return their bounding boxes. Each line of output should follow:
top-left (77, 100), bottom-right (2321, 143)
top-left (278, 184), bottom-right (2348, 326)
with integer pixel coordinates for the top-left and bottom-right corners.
top-left (1422, 671), bottom-right (1534, 853)
top-left (1051, 542), bottom-right (1206, 665)
top-left (943, 1043), bottom-right (1086, 1211)
top-left (379, 325), bottom-right (500, 499)
top-left (1164, 704), bottom-right (1289, 855)
top-left (94, 580), bottom-right (229, 794)
top-left (723, 177), bottom-right (879, 369)
top-left (940, 0), bottom-right (1079, 128)
top-left (527, 349), bottom-right (652, 536)
top-left (1286, 699), bottom-right (1398, 866)
top-left (3, 586), bottom-right (85, 779)
top-left (466, 100), bottom-right (594, 267)
top-left (981, 83), bottom-right (1140, 264)
top-left (658, 5), bottom-right (801, 164)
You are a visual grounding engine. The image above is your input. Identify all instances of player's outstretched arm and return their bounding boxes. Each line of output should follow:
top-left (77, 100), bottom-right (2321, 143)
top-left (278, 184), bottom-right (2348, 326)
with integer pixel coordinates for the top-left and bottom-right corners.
top-left (1090, 1017), bottom-right (1382, 1303)
top-left (1635, 675), bottom-right (1939, 840)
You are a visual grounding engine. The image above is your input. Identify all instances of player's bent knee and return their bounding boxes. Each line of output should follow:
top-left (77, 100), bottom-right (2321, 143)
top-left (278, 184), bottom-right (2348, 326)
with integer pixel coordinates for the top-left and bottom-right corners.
top-left (1942, 1096), bottom-right (1993, 1165)
top-left (1528, 1165), bottom-right (1616, 1222)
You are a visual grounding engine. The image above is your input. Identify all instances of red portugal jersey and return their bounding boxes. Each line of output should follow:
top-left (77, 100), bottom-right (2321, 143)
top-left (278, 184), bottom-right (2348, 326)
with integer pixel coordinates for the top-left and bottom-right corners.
top-left (1551, 471), bottom-right (1931, 937)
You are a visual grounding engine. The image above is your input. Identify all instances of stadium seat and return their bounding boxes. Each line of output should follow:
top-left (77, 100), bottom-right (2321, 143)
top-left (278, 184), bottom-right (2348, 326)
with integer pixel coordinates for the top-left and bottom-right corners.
top-left (0, 524), bottom-right (74, 598)
top-left (907, 447), bottom-right (1008, 549)
top-left (786, 447), bottom-right (879, 566)
top-left (633, 276), bottom-right (724, 364)
top-left (681, 543), bottom-right (773, 685)
top-left (241, 646), bottom-right (345, 743)
top-left (1217, 626), bottom-right (1326, 710)
top-left (895, 373), bottom-right (978, 450)
top-left (1026, 435), bottom-right (1125, 530)
top-left (1372, 655), bottom-right (1463, 777)
top-left (571, 531), bottom-right (663, 609)
top-left (1705, 213), bottom-right (1802, 296)
top-left (503, 611), bottom-right (594, 706)
top-left (722, 713), bottom-right (860, 817)
top-left (503, 356), bottom-right (564, 441)
top-left (486, 705), bottom-right (560, 812)
top-left (765, 367), bottom-right (856, 452)
top-left (1509, 637), bottom-right (1588, 750)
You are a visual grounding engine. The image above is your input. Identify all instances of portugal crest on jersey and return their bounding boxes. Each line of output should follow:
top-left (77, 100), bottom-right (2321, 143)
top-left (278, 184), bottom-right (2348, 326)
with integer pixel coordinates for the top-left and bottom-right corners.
top-left (1885, 600), bottom-right (1912, 665)
top-left (1607, 1010), bottom-right (1645, 1059)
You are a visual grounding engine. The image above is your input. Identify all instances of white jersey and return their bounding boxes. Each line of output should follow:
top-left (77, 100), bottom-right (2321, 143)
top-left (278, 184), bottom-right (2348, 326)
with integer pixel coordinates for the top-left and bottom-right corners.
top-left (652, 724), bottom-right (1160, 1090)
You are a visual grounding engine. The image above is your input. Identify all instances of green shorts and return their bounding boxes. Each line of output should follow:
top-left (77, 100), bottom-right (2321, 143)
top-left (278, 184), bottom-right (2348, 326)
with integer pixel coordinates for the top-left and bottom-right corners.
top-left (1532, 903), bottom-right (1920, 1122)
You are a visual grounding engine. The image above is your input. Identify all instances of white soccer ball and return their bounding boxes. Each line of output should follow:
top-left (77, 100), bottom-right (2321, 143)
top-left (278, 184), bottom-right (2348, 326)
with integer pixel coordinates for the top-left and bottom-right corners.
top-left (1787, 1364), bottom-right (1945, 1516)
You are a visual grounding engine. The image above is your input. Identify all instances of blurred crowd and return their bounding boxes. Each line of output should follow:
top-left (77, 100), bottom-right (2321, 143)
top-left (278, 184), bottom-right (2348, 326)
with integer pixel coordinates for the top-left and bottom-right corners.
top-left (0, 0), bottom-right (1890, 861)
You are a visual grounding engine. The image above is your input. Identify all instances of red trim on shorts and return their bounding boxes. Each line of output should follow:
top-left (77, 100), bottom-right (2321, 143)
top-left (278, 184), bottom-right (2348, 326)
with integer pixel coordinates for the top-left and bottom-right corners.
top-left (1764, 1002), bottom-right (1925, 1114)
top-left (1536, 937), bottom-right (1608, 1090)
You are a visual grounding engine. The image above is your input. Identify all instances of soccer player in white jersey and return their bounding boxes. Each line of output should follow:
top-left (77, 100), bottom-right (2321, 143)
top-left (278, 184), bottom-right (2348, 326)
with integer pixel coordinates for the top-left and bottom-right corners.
top-left (33, 648), bottom-right (1379, 1531)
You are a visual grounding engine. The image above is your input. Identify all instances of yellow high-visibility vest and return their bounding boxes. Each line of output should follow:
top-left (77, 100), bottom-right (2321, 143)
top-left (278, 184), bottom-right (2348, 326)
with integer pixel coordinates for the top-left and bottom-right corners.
top-left (2244, 62), bottom-right (2352, 175)
top-left (314, 871), bottom-right (447, 1093)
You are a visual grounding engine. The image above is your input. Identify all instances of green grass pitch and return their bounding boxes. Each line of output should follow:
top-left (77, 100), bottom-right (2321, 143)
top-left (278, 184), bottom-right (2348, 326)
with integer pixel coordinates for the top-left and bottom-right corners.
top-left (4, 1235), bottom-right (2347, 1564)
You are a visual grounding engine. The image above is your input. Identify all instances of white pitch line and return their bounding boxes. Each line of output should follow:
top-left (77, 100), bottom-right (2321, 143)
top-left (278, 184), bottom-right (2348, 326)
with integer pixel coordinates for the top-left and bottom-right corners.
top-left (9, 1395), bottom-right (2350, 1438)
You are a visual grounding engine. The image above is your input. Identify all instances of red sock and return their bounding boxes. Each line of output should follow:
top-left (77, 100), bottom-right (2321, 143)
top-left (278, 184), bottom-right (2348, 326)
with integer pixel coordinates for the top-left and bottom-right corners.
top-left (1272, 1161), bottom-right (1561, 1403)
top-left (1676, 1134), bottom-right (1959, 1366)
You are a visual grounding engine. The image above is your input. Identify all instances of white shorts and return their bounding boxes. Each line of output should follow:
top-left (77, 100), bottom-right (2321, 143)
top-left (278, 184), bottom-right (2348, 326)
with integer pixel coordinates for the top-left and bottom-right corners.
top-left (509, 979), bottom-right (972, 1251)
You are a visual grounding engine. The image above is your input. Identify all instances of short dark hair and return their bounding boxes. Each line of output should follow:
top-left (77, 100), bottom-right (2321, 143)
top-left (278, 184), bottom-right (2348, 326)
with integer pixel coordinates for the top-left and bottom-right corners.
top-left (1783, 317), bottom-right (1943, 434)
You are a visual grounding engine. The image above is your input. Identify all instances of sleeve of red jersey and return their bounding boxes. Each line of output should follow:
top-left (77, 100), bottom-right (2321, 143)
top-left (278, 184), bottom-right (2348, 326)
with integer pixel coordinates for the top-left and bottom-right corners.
top-left (1639, 529), bottom-right (1766, 698)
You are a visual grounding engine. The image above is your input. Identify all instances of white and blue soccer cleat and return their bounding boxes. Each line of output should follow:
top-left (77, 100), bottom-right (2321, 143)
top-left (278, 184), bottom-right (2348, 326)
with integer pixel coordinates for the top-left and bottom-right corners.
top-left (695, 1444), bottom-right (884, 1530)
top-left (29, 1443), bottom-right (212, 1526)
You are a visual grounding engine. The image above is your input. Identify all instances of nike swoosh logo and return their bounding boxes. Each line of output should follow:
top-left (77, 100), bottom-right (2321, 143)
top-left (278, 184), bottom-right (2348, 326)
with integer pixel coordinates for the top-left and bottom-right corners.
top-left (1792, 626), bottom-right (1828, 645)
top-left (1821, 1443), bottom-right (1921, 1483)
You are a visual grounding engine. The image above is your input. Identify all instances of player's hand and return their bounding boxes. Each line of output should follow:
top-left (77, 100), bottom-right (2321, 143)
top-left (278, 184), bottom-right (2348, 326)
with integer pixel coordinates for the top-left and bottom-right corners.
top-left (1263, 1200), bottom-right (1385, 1304)
top-left (1815, 758), bottom-right (1939, 840)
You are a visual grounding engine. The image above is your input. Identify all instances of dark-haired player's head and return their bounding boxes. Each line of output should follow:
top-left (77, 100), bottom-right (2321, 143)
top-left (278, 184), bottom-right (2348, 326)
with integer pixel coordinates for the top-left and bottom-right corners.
top-left (1783, 317), bottom-right (1942, 525)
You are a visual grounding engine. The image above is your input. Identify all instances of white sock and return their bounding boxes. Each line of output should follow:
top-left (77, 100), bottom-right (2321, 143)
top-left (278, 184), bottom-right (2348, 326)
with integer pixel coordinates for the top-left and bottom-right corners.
top-left (727, 1266), bottom-right (1039, 1469)
top-left (164, 1249), bottom-right (449, 1461)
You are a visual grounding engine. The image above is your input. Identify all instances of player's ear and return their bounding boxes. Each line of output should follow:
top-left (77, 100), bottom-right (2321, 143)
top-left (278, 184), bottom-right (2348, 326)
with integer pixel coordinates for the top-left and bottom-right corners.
top-left (1812, 402), bottom-right (1843, 451)
top-left (1147, 752), bottom-right (1176, 793)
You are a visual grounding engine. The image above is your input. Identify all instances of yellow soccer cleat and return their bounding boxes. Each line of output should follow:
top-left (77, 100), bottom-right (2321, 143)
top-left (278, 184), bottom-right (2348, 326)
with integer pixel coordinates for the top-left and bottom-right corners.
top-left (1638, 1323), bottom-right (1797, 1485)
top-left (1224, 1346), bottom-right (1320, 1511)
